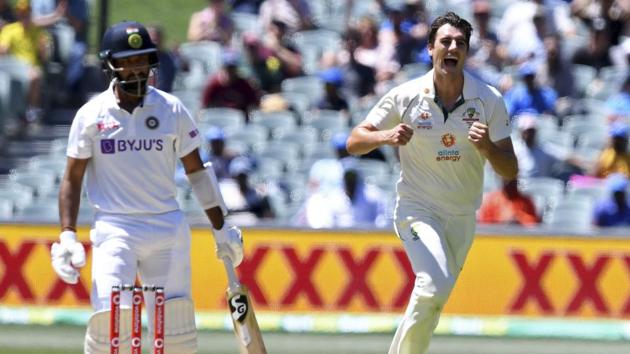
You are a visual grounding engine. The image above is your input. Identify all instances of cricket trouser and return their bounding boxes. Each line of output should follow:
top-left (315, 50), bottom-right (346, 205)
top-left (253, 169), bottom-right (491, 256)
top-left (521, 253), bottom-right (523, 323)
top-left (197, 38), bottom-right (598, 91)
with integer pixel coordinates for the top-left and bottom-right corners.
top-left (88, 209), bottom-right (193, 333)
top-left (389, 203), bottom-right (476, 354)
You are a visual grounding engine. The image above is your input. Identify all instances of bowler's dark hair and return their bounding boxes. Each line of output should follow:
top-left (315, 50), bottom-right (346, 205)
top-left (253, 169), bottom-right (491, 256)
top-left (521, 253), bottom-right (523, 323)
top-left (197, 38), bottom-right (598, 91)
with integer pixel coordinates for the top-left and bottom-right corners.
top-left (428, 12), bottom-right (473, 50)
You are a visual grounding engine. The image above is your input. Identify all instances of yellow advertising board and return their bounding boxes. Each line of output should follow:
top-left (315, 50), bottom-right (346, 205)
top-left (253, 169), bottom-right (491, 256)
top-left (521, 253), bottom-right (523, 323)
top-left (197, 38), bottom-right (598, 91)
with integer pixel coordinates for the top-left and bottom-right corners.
top-left (1, 224), bottom-right (629, 319)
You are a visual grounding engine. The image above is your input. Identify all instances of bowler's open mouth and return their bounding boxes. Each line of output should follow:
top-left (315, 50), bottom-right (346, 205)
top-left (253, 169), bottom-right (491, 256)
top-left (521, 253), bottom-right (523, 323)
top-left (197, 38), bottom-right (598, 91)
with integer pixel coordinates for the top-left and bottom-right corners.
top-left (444, 58), bottom-right (458, 68)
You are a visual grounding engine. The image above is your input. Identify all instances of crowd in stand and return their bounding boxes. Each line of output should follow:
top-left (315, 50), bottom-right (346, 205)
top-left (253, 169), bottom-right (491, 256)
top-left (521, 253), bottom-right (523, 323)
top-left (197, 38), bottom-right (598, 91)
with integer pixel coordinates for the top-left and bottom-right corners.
top-left (0, 0), bottom-right (629, 229)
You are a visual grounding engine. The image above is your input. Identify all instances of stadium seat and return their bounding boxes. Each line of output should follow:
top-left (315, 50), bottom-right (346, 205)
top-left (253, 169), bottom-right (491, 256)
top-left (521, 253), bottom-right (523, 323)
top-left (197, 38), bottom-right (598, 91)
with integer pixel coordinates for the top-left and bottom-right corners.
top-left (252, 157), bottom-right (284, 181)
top-left (26, 155), bottom-right (67, 185)
top-left (566, 179), bottom-right (607, 203)
top-left (543, 195), bottom-right (594, 233)
top-left (257, 141), bottom-right (300, 172)
top-left (273, 91), bottom-right (311, 116)
top-left (178, 41), bottom-right (222, 75)
top-left (249, 110), bottom-right (298, 137)
top-left (0, 199), bottom-right (13, 220)
top-left (274, 126), bottom-right (319, 157)
top-left (13, 203), bottom-right (59, 223)
top-left (172, 90), bottom-right (202, 118)
top-left (198, 107), bottom-right (246, 130)
top-left (519, 177), bottom-right (566, 217)
top-left (9, 170), bottom-right (57, 198)
top-left (281, 76), bottom-right (324, 106)
top-left (351, 159), bottom-right (392, 186)
top-left (304, 110), bottom-right (349, 141)
top-left (226, 124), bottom-right (269, 152)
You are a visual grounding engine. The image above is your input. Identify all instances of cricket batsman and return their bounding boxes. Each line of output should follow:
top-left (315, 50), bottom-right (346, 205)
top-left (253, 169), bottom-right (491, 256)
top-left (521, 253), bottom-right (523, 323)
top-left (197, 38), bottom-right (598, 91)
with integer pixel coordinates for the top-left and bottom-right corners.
top-left (49, 20), bottom-right (243, 353)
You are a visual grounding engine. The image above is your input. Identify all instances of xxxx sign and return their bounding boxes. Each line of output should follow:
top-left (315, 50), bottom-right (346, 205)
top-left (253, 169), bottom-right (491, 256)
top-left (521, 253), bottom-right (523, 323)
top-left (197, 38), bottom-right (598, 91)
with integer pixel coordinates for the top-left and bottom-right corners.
top-left (2, 225), bottom-right (630, 319)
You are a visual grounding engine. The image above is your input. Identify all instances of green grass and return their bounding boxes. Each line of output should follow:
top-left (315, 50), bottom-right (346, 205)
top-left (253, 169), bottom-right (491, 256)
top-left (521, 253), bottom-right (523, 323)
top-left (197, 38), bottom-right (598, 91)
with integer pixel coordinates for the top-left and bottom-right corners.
top-left (88, 0), bottom-right (207, 52)
top-left (1, 324), bottom-right (630, 354)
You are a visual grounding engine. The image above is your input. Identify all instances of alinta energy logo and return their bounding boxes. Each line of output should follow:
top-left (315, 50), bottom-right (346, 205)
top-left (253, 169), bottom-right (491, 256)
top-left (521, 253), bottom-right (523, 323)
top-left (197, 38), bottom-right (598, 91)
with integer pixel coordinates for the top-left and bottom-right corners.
top-left (441, 133), bottom-right (455, 147)
top-left (436, 133), bottom-right (460, 162)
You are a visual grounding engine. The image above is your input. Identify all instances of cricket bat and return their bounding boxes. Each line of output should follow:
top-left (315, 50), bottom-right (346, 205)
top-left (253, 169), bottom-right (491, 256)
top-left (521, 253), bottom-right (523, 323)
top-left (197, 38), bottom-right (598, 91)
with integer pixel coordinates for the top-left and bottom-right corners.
top-left (222, 257), bottom-right (268, 354)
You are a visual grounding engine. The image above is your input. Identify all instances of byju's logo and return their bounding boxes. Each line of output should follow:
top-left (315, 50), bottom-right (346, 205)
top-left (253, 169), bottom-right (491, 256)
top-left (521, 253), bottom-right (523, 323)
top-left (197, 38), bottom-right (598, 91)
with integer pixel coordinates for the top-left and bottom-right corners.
top-left (101, 139), bottom-right (116, 154)
top-left (100, 139), bottom-right (164, 154)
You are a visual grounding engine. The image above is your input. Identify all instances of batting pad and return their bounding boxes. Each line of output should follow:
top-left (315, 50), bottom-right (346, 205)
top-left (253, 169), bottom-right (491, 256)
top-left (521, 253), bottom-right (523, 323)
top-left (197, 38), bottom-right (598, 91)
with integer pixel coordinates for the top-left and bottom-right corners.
top-left (85, 308), bottom-right (132, 354)
top-left (150, 297), bottom-right (198, 353)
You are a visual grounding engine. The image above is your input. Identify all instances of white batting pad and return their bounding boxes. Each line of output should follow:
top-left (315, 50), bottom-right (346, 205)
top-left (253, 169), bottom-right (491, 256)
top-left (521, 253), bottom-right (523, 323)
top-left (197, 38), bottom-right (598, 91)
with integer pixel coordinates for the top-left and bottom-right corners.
top-left (149, 297), bottom-right (198, 354)
top-left (85, 308), bottom-right (132, 354)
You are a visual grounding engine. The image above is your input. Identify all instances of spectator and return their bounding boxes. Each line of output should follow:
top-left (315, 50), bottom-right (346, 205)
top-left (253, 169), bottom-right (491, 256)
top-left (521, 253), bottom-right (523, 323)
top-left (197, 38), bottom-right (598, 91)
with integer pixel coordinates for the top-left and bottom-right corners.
top-left (0, 0), bottom-right (50, 124)
top-left (201, 49), bottom-right (261, 119)
top-left (497, 1), bottom-right (548, 66)
top-left (478, 178), bottom-right (540, 226)
top-left (337, 28), bottom-right (376, 99)
top-left (0, 0), bottom-right (15, 30)
top-left (202, 126), bottom-right (238, 180)
top-left (242, 19), bottom-right (302, 93)
top-left (593, 173), bottom-right (630, 226)
top-left (221, 156), bottom-right (275, 219)
top-left (572, 19), bottom-right (614, 73)
top-left (293, 159), bottom-right (349, 228)
top-left (340, 167), bottom-right (388, 227)
top-left (605, 74), bottom-right (630, 122)
top-left (378, 3), bottom-right (427, 68)
top-left (258, 0), bottom-right (316, 35)
top-left (203, 127), bottom-right (237, 180)
top-left (504, 61), bottom-right (558, 118)
top-left (513, 114), bottom-right (586, 180)
top-left (31, 0), bottom-right (89, 99)
top-left (147, 25), bottom-right (183, 93)
top-left (591, 121), bottom-right (630, 178)
top-left (571, 0), bottom-right (628, 46)
top-left (539, 35), bottom-right (576, 100)
top-left (468, 0), bottom-right (504, 71)
top-left (316, 67), bottom-right (349, 112)
top-left (353, 15), bottom-right (398, 84)
top-left (187, 0), bottom-right (234, 45)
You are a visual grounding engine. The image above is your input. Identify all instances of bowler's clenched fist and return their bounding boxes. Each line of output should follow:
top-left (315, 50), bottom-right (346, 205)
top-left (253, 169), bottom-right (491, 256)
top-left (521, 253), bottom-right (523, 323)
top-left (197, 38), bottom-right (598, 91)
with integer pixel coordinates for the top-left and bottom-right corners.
top-left (468, 121), bottom-right (492, 152)
top-left (385, 123), bottom-right (414, 146)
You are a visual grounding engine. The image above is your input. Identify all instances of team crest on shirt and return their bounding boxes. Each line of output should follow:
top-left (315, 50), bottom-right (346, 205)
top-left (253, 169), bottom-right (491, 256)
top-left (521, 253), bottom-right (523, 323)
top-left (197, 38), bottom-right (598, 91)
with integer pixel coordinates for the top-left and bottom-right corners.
top-left (462, 107), bottom-right (480, 126)
top-left (145, 116), bottom-right (159, 129)
top-left (436, 133), bottom-right (460, 162)
top-left (408, 98), bottom-right (433, 130)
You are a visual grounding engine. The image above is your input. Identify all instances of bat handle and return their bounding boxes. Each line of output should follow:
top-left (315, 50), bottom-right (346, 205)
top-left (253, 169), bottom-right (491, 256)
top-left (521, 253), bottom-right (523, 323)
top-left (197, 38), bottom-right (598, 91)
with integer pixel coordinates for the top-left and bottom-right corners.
top-left (222, 257), bottom-right (241, 290)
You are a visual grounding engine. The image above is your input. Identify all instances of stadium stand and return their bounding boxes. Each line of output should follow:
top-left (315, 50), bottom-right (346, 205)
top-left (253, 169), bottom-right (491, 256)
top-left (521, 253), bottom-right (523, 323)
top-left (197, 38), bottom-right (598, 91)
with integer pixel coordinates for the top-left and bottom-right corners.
top-left (1, 0), bottom-right (628, 231)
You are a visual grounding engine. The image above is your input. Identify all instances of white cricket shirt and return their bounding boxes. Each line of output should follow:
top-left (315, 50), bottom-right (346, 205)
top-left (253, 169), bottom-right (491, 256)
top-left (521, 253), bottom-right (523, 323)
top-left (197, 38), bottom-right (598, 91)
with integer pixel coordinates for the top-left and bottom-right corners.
top-left (66, 83), bottom-right (202, 214)
top-left (366, 69), bottom-right (512, 214)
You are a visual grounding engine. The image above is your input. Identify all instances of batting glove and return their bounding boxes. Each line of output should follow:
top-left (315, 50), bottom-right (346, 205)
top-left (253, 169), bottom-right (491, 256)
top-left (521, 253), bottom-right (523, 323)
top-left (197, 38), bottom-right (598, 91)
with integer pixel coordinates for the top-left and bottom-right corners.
top-left (50, 231), bottom-right (86, 284)
top-left (212, 224), bottom-right (243, 267)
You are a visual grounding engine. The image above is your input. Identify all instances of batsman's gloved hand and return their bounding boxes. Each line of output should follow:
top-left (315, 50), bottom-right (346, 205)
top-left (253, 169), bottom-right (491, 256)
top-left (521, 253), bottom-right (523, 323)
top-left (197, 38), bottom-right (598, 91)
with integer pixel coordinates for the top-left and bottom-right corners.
top-left (212, 224), bottom-right (243, 267)
top-left (50, 230), bottom-right (86, 284)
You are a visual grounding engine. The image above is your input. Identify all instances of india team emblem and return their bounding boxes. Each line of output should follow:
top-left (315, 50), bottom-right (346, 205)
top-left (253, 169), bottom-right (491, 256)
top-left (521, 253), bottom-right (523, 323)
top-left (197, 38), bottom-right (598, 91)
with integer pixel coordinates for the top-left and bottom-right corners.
top-left (441, 133), bottom-right (456, 148)
top-left (128, 33), bottom-right (143, 49)
top-left (145, 116), bottom-right (159, 129)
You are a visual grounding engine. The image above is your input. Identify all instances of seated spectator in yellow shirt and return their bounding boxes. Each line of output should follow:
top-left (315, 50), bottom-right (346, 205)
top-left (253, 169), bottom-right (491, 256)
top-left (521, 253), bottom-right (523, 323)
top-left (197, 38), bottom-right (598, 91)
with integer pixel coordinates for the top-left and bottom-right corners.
top-left (592, 122), bottom-right (630, 178)
top-left (0, 0), bottom-right (49, 125)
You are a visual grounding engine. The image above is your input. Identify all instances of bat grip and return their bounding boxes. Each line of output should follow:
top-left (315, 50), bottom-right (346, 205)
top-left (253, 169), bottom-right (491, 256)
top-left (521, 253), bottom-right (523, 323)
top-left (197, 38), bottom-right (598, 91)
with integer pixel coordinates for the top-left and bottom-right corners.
top-left (222, 257), bottom-right (241, 290)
